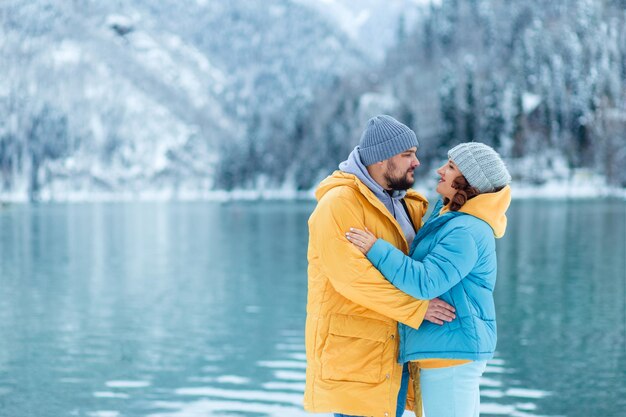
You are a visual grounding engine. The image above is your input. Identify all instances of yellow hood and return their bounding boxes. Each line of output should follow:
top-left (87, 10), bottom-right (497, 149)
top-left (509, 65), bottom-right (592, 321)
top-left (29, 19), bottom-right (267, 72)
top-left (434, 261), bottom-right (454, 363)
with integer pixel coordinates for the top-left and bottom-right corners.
top-left (444, 185), bottom-right (511, 238)
top-left (315, 171), bottom-right (361, 201)
top-left (315, 171), bottom-right (428, 213)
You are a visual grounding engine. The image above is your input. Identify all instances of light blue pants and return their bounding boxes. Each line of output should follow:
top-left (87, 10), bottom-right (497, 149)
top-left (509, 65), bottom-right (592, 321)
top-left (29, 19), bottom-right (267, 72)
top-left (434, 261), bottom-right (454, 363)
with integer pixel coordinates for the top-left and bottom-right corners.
top-left (419, 360), bottom-right (488, 417)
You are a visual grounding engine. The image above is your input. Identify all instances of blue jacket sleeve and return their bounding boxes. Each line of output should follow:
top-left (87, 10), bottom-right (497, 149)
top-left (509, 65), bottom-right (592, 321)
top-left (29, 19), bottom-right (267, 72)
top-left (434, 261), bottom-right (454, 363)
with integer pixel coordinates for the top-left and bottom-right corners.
top-left (366, 227), bottom-right (478, 299)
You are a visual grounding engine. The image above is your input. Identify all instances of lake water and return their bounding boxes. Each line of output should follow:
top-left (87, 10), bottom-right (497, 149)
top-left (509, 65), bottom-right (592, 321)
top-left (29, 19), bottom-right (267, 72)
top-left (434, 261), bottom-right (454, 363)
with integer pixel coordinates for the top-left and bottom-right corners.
top-left (0, 199), bottom-right (624, 417)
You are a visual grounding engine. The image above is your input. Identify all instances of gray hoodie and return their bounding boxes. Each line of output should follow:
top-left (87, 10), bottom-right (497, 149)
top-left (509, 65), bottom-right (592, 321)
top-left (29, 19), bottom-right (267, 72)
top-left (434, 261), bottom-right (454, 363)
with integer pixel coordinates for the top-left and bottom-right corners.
top-left (339, 146), bottom-right (416, 248)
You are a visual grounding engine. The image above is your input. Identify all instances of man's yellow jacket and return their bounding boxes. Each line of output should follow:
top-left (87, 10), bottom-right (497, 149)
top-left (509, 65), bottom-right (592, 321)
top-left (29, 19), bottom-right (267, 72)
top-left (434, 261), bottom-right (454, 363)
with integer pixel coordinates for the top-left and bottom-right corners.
top-left (304, 171), bottom-right (429, 417)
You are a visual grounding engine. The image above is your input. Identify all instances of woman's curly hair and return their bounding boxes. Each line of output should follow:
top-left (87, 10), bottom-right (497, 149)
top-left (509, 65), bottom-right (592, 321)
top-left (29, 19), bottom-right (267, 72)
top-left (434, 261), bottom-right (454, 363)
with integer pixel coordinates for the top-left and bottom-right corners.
top-left (443, 175), bottom-right (481, 211)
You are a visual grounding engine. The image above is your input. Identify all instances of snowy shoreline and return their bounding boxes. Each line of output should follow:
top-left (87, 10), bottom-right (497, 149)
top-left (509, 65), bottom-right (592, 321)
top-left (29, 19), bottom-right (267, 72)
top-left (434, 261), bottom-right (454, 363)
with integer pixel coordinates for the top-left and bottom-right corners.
top-left (0, 182), bottom-right (624, 203)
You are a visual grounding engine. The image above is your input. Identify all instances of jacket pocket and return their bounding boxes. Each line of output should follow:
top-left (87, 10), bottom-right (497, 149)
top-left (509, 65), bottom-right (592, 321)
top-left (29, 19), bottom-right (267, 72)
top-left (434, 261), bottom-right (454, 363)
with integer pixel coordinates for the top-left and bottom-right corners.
top-left (320, 314), bottom-right (391, 384)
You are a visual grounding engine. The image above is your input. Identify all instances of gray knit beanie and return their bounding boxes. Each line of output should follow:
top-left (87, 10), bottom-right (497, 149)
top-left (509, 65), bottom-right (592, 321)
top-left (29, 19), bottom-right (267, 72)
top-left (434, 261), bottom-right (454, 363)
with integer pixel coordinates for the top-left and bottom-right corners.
top-left (448, 142), bottom-right (511, 193)
top-left (358, 115), bottom-right (419, 166)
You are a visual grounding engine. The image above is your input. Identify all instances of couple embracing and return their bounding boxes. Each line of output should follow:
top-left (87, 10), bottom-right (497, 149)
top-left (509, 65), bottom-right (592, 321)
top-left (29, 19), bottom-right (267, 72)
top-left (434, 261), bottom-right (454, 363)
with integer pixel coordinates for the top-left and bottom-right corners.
top-left (304, 115), bottom-right (511, 417)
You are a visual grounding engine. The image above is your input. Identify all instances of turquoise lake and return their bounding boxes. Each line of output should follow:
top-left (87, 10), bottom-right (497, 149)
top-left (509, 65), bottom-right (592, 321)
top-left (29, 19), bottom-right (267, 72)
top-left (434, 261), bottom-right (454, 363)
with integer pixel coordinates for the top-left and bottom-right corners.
top-left (0, 199), bottom-right (624, 417)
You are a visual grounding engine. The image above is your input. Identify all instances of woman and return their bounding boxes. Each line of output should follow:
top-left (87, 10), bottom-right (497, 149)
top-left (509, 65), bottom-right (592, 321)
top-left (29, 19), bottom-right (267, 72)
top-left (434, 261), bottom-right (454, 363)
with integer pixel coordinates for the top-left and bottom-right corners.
top-left (346, 142), bottom-right (511, 417)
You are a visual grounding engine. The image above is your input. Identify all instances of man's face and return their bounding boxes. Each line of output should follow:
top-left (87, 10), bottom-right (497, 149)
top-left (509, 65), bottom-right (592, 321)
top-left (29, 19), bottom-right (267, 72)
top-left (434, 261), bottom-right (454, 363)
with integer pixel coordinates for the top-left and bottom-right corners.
top-left (382, 147), bottom-right (420, 190)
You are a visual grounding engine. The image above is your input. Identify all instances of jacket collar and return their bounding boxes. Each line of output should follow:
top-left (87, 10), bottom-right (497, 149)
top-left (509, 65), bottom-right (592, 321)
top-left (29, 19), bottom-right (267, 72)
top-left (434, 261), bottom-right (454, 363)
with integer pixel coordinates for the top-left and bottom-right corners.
top-left (315, 171), bottom-right (428, 252)
top-left (439, 186), bottom-right (511, 238)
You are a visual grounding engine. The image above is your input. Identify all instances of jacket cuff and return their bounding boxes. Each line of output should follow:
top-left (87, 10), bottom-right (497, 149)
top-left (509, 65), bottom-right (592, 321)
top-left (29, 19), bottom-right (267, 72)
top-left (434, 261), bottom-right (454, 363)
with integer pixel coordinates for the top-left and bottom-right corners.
top-left (366, 238), bottom-right (390, 271)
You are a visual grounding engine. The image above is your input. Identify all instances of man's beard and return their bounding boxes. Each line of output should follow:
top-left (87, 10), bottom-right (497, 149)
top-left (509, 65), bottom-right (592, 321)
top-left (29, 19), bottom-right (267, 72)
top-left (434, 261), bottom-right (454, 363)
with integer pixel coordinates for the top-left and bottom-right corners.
top-left (383, 160), bottom-right (415, 191)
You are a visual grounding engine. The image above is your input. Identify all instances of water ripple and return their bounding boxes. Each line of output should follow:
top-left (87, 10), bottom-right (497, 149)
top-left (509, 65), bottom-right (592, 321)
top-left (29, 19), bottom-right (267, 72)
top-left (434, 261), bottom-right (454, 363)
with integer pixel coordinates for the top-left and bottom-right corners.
top-left (147, 399), bottom-right (313, 417)
top-left (105, 380), bottom-right (151, 389)
top-left (175, 387), bottom-right (302, 405)
top-left (257, 360), bottom-right (307, 369)
top-left (93, 392), bottom-right (130, 399)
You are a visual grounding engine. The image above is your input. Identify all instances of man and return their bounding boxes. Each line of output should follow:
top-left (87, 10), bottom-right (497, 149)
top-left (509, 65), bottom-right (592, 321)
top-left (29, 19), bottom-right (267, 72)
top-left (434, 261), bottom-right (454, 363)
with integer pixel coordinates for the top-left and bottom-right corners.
top-left (304, 115), bottom-right (456, 417)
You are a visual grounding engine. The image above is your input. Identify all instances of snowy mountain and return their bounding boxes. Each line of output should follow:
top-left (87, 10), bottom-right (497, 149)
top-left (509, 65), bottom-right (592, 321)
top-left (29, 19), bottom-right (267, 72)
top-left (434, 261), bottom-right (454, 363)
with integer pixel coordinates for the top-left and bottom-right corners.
top-left (1, 0), bottom-right (624, 201)
top-left (285, 0), bottom-right (626, 191)
top-left (293, 0), bottom-right (427, 62)
top-left (0, 0), bottom-right (368, 200)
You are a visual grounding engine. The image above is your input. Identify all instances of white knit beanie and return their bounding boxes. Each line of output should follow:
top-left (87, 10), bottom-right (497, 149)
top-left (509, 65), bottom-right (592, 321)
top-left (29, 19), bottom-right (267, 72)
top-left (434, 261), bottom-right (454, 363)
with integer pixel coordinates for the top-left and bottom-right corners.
top-left (448, 142), bottom-right (511, 193)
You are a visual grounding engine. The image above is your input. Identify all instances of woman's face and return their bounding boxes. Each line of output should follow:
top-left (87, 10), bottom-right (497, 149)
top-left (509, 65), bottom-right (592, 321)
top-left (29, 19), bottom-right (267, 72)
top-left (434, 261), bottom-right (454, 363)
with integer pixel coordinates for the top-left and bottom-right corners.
top-left (436, 159), bottom-right (462, 200)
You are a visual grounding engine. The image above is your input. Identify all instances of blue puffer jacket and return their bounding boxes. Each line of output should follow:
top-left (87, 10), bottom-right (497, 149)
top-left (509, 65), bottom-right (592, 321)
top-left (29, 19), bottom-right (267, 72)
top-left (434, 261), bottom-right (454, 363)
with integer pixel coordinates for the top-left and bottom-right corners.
top-left (366, 186), bottom-right (511, 362)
